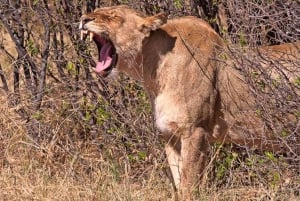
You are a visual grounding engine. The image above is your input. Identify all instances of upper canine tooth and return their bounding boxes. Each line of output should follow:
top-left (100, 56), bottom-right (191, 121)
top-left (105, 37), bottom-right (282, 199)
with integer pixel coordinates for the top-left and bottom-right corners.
top-left (79, 21), bottom-right (83, 30)
top-left (89, 32), bottom-right (94, 41)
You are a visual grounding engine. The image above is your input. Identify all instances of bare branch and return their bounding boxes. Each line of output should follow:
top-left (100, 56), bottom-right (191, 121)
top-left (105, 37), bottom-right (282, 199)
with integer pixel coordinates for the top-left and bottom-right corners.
top-left (0, 64), bottom-right (9, 93)
top-left (34, 6), bottom-right (51, 111)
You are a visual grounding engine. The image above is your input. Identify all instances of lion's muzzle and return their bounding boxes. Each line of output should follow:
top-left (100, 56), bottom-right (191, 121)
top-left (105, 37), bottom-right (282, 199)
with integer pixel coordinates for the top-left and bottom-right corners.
top-left (79, 16), bottom-right (118, 77)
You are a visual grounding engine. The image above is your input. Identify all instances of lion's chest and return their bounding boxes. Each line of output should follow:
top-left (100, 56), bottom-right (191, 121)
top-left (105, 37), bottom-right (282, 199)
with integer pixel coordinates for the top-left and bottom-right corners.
top-left (154, 93), bottom-right (190, 134)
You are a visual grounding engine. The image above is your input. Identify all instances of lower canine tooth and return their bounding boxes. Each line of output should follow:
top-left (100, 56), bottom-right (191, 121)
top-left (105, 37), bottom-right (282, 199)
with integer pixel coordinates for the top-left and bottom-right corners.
top-left (80, 30), bottom-right (89, 40)
top-left (89, 32), bottom-right (94, 41)
top-left (80, 30), bottom-right (84, 40)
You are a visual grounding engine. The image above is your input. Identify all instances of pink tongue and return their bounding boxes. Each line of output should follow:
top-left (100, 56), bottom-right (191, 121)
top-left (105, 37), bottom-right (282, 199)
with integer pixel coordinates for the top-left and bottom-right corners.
top-left (95, 42), bottom-right (113, 73)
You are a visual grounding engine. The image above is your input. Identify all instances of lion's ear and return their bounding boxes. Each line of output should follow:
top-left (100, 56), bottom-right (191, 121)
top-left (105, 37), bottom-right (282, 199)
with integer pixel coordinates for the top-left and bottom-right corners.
top-left (139, 12), bottom-right (167, 34)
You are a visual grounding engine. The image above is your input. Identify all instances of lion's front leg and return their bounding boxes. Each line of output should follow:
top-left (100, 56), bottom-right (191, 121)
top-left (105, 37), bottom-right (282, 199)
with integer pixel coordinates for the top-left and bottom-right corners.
top-left (179, 127), bottom-right (210, 200)
top-left (165, 134), bottom-right (182, 190)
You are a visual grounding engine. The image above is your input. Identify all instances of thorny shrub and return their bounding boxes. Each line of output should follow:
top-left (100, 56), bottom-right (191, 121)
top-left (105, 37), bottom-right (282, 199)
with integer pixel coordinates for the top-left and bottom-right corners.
top-left (0, 0), bottom-right (299, 200)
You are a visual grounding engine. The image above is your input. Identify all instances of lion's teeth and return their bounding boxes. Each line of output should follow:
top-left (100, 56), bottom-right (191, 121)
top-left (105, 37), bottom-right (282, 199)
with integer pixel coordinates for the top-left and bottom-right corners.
top-left (89, 32), bottom-right (94, 41)
top-left (80, 30), bottom-right (89, 40)
top-left (80, 30), bottom-right (84, 40)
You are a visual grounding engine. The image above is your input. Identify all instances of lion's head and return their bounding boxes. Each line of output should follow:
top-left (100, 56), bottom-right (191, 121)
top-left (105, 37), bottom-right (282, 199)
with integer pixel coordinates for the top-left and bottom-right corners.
top-left (79, 5), bottom-right (167, 77)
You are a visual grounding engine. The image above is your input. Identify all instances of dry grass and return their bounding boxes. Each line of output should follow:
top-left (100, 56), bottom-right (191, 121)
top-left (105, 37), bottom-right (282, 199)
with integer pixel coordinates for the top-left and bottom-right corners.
top-left (0, 94), bottom-right (173, 201)
top-left (1, 91), bottom-right (299, 201)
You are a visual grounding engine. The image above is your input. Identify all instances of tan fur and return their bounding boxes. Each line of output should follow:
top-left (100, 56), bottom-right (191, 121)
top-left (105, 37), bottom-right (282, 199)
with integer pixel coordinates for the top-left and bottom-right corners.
top-left (80, 6), bottom-right (299, 200)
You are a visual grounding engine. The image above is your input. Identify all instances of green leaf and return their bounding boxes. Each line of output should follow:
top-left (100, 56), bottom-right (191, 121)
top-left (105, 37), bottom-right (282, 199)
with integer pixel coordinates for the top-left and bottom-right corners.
top-left (265, 151), bottom-right (276, 162)
top-left (27, 39), bottom-right (39, 56)
top-left (238, 33), bottom-right (247, 47)
top-left (137, 151), bottom-right (146, 161)
top-left (96, 107), bottom-right (110, 125)
top-left (66, 61), bottom-right (77, 74)
top-left (33, 0), bottom-right (40, 6)
top-left (280, 129), bottom-right (289, 137)
top-left (294, 77), bottom-right (300, 86)
top-left (174, 0), bottom-right (183, 9)
top-left (32, 111), bottom-right (42, 120)
top-left (66, 62), bottom-right (74, 71)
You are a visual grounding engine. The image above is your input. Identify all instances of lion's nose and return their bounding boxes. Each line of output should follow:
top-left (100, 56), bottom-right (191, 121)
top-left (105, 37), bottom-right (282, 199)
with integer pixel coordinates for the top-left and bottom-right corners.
top-left (79, 16), bottom-right (94, 29)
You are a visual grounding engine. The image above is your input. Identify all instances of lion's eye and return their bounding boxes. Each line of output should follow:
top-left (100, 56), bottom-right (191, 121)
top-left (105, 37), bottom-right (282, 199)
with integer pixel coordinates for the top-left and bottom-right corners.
top-left (105, 12), bottom-right (120, 19)
top-left (100, 13), bottom-right (121, 22)
top-left (110, 14), bottom-right (119, 18)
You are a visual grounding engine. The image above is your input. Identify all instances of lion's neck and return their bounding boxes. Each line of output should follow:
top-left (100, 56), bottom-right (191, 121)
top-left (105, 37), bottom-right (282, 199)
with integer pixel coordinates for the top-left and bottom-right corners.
top-left (118, 51), bottom-right (144, 81)
top-left (117, 29), bottom-right (176, 97)
top-left (140, 29), bottom-right (177, 95)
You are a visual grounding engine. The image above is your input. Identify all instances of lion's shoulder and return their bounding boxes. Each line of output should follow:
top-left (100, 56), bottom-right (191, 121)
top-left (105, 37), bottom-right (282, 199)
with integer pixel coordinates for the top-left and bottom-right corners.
top-left (164, 16), bottom-right (214, 32)
top-left (160, 16), bottom-right (222, 46)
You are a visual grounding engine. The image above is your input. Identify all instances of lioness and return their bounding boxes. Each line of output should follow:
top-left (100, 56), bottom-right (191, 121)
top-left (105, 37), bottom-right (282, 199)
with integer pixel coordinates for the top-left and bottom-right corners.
top-left (79, 5), bottom-right (299, 200)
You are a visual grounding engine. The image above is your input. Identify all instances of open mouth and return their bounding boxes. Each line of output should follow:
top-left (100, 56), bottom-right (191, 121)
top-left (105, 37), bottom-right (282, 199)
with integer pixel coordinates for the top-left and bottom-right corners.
top-left (80, 30), bottom-right (117, 76)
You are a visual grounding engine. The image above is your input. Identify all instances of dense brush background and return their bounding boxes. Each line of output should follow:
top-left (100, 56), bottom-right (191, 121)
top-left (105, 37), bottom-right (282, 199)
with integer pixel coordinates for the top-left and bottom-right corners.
top-left (0, 0), bottom-right (299, 200)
